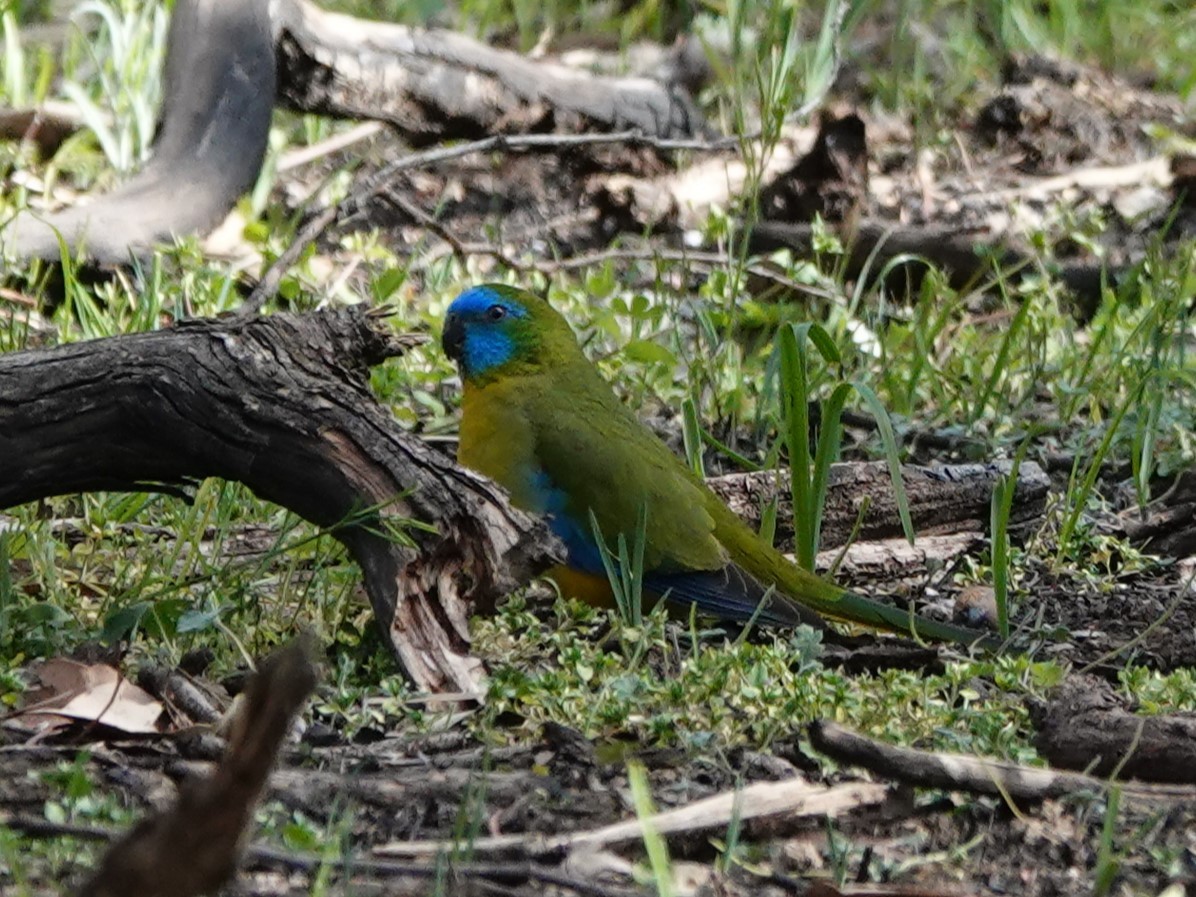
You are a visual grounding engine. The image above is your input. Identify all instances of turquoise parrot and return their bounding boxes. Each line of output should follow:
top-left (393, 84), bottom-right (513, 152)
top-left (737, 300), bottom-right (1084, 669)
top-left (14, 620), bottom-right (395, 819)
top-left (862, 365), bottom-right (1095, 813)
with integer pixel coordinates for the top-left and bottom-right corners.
top-left (442, 283), bottom-right (996, 647)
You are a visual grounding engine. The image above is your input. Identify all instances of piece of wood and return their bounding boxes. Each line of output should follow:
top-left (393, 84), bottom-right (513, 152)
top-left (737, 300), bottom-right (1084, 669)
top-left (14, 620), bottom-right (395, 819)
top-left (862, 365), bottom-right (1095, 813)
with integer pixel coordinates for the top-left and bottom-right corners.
top-left (1032, 674), bottom-right (1196, 784)
top-left (77, 637), bottom-right (318, 897)
top-left (0, 102), bottom-right (86, 158)
top-left (2, 0), bottom-right (275, 264)
top-left (809, 719), bottom-right (1196, 802)
top-left (374, 776), bottom-right (888, 857)
top-left (813, 532), bottom-right (985, 582)
top-left (272, 0), bottom-right (704, 145)
top-left (0, 308), bottom-right (560, 695)
top-left (706, 459), bottom-right (1049, 553)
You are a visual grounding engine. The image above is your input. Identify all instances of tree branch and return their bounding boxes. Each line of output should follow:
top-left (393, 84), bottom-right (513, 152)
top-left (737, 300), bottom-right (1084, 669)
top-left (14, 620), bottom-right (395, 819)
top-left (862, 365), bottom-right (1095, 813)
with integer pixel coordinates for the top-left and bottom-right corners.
top-left (0, 308), bottom-right (561, 695)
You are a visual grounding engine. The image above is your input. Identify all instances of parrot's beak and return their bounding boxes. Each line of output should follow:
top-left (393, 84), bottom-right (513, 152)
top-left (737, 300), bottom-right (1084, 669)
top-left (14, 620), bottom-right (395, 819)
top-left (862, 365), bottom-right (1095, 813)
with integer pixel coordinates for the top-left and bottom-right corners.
top-left (441, 313), bottom-right (465, 363)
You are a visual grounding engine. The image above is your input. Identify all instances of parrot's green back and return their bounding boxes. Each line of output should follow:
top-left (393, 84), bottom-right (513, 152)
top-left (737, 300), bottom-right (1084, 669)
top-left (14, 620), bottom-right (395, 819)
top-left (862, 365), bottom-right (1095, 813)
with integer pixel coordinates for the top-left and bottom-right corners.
top-left (442, 284), bottom-right (998, 649)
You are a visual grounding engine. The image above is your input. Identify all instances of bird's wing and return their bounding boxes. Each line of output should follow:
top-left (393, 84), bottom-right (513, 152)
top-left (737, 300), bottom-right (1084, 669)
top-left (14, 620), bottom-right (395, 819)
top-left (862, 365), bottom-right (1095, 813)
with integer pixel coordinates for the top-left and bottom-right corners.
top-left (529, 380), bottom-right (728, 577)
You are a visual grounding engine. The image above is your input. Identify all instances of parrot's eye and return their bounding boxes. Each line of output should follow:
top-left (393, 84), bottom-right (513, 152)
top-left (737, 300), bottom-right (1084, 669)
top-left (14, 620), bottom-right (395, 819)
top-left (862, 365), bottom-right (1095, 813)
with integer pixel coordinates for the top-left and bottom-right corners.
top-left (486, 304), bottom-right (507, 322)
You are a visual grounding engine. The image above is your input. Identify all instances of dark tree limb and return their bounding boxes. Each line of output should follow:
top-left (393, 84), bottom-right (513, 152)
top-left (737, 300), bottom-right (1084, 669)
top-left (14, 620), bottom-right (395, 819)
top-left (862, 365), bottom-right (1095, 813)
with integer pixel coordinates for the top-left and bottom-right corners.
top-left (78, 637), bottom-right (318, 897)
top-left (272, 0), bottom-right (705, 145)
top-left (0, 308), bottom-right (560, 694)
top-left (749, 219), bottom-right (1109, 316)
top-left (707, 459), bottom-right (1050, 553)
top-left (2, 0), bottom-right (275, 264)
top-left (1031, 675), bottom-right (1196, 784)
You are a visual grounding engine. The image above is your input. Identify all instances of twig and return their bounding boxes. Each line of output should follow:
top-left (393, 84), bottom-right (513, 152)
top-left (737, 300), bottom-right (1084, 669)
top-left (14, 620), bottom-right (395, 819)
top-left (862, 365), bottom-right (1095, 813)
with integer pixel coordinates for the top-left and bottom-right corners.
top-left (375, 777), bottom-right (887, 857)
top-left (237, 129), bottom-right (739, 317)
top-left (540, 246), bottom-right (840, 300)
top-left (278, 122), bottom-right (386, 173)
top-left (247, 846), bottom-right (642, 897)
top-left (3, 815), bottom-right (638, 897)
top-left (808, 720), bottom-right (1196, 802)
top-left (0, 286), bottom-right (38, 308)
top-left (378, 193), bottom-right (526, 273)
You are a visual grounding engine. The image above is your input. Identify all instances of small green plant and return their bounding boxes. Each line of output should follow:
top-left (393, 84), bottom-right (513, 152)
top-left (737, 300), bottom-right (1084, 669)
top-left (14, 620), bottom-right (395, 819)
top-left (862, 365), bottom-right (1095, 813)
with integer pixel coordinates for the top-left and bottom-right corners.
top-left (628, 761), bottom-right (674, 897)
top-left (1092, 786), bottom-right (1123, 896)
top-left (590, 506), bottom-right (648, 629)
top-left (777, 321), bottom-right (913, 571)
top-left (715, 782), bottom-right (745, 874)
top-left (61, 0), bottom-right (169, 172)
top-left (989, 436), bottom-right (1034, 640)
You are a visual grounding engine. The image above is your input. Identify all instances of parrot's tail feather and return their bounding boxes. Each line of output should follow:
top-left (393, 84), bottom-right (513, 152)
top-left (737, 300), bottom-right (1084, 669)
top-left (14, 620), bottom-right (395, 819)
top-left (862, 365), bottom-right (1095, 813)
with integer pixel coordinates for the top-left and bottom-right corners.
top-left (645, 566), bottom-right (824, 630)
top-left (817, 588), bottom-right (1003, 649)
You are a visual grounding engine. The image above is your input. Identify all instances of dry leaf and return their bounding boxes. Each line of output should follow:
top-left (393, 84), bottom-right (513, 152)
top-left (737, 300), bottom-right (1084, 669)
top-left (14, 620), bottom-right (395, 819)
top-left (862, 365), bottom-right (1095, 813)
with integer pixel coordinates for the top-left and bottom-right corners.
top-left (13, 658), bottom-right (164, 735)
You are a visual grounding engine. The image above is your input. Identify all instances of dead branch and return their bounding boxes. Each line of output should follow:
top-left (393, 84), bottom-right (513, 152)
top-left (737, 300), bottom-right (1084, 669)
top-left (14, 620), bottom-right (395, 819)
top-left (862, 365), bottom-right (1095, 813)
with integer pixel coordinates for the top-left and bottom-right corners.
top-left (0, 308), bottom-right (560, 694)
top-left (808, 719), bottom-right (1196, 803)
top-left (1032, 674), bottom-right (1196, 784)
top-left (272, 0), bottom-right (704, 145)
top-left (77, 637), bottom-right (318, 897)
top-left (2, 0), bottom-right (274, 264)
top-left (374, 776), bottom-right (888, 857)
top-left (707, 459), bottom-right (1050, 553)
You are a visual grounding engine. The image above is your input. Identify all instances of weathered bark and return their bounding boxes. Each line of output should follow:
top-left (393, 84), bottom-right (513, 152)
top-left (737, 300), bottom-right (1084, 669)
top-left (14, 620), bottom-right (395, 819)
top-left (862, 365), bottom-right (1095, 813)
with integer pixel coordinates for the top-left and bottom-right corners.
top-left (272, 0), bottom-right (704, 144)
top-left (0, 308), bottom-right (559, 695)
top-left (809, 719), bottom-right (1196, 802)
top-left (706, 459), bottom-right (1050, 553)
top-left (813, 532), bottom-right (985, 583)
top-left (78, 638), bottom-right (318, 897)
top-left (1, 0), bottom-right (275, 264)
top-left (1032, 674), bottom-right (1196, 784)
top-left (1117, 469), bottom-right (1196, 559)
top-left (2, 0), bottom-right (703, 267)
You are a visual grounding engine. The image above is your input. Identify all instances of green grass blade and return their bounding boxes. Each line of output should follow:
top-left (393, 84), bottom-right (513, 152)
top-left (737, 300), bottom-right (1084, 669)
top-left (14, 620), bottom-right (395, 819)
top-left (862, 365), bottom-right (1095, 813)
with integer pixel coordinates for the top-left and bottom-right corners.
top-left (854, 381), bottom-right (915, 544)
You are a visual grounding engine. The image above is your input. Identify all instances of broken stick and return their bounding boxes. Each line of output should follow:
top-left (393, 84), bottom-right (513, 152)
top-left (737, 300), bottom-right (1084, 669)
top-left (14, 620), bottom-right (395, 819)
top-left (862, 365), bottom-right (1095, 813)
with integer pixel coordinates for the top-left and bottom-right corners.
top-left (77, 637), bottom-right (319, 897)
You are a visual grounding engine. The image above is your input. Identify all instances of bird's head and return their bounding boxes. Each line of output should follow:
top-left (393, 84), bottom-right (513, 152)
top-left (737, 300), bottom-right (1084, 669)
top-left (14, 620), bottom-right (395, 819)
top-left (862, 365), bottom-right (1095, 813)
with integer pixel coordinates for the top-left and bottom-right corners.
top-left (442, 284), bottom-right (574, 382)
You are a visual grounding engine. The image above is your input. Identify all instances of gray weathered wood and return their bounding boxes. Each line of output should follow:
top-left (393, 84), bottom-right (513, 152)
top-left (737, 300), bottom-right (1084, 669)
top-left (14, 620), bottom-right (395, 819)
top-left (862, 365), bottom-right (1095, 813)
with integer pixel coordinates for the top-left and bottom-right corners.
top-left (0, 308), bottom-right (560, 695)
top-left (707, 459), bottom-right (1050, 553)
top-left (2, 0), bottom-right (275, 264)
top-left (272, 0), bottom-right (703, 145)
top-left (1033, 674), bottom-right (1196, 784)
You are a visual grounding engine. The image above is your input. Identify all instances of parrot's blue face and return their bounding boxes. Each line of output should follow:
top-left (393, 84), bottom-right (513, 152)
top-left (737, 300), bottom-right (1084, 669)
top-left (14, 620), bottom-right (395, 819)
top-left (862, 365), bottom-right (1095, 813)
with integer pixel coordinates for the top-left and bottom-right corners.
top-left (442, 285), bottom-right (532, 380)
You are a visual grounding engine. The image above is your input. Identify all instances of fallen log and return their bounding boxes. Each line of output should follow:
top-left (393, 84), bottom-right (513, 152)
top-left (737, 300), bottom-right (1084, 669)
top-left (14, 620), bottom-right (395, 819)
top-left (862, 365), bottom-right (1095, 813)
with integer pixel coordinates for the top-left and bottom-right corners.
top-left (0, 307), bottom-right (559, 695)
top-left (706, 459), bottom-right (1050, 553)
top-left (1032, 674), bottom-right (1196, 784)
top-left (273, 0), bottom-right (704, 145)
